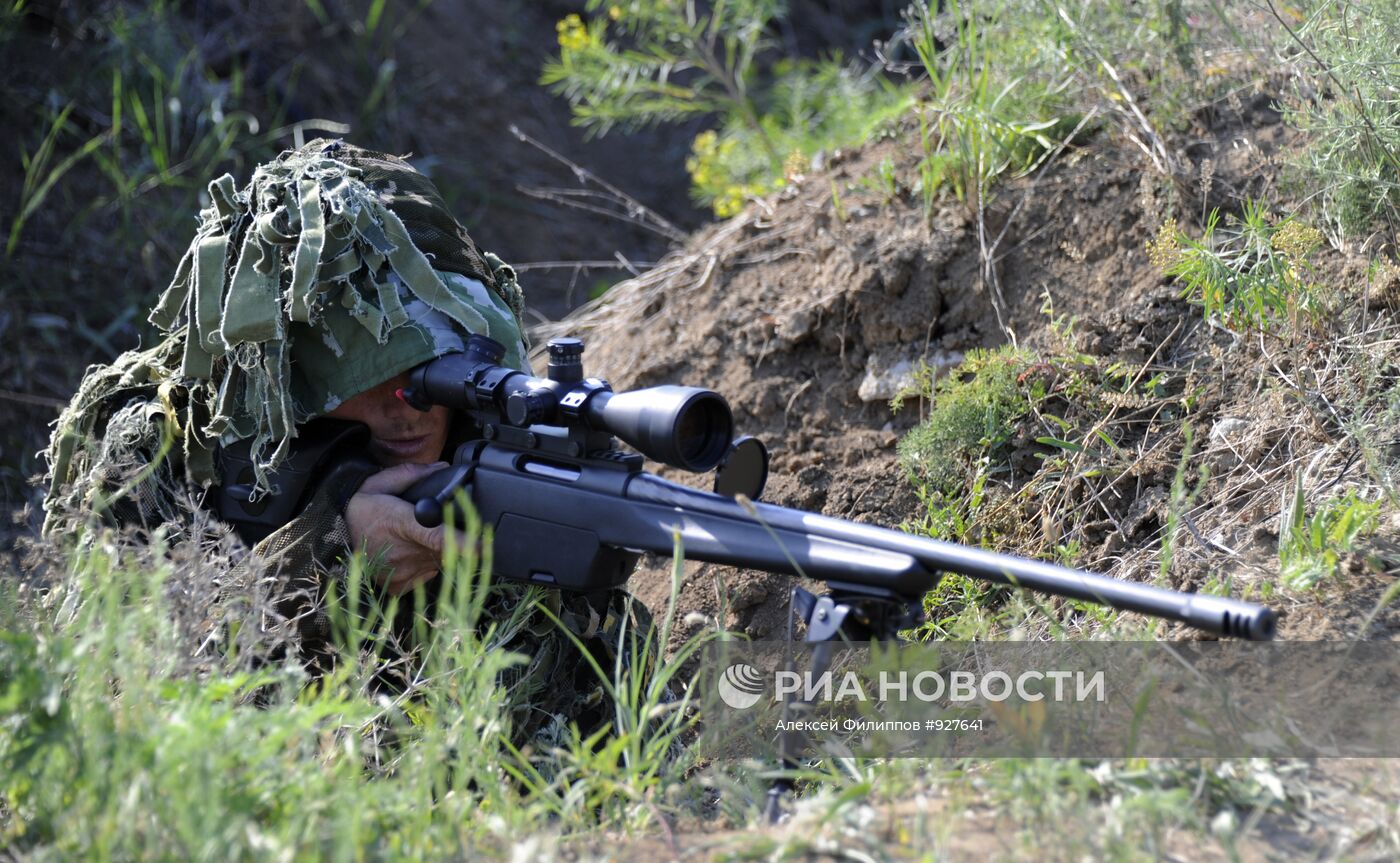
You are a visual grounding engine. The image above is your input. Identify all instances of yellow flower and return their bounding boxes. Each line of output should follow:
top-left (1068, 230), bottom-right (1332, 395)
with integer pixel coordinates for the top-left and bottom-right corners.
top-left (783, 149), bottom-right (807, 182)
top-left (556, 14), bottom-right (589, 53)
top-left (1146, 218), bottom-right (1183, 270)
top-left (609, 5), bottom-right (622, 20)
top-left (714, 189), bottom-right (744, 218)
top-left (1271, 220), bottom-right (1323, 261)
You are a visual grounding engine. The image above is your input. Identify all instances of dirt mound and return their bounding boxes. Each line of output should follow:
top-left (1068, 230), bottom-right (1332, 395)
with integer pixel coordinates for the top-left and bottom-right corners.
top-left (537, 92), bottom-right (1303, 646)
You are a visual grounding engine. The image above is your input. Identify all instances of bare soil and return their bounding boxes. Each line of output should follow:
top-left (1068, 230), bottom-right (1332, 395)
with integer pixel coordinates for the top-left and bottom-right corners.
top-left (541, 82), bottom-right (1394, 650)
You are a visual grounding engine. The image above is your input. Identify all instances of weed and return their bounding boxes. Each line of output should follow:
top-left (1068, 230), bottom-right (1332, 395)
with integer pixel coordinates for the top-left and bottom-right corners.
top-left (905, 0), bottom-right (1077, 219)
top-left (977, 758), bottom-right (1304, 859)
top-left (1158, 424), bottom-right (1208, 583)
top-left (861, 156), bottom-right (905, 203)
top-left (1276, 0), bottom-right (1400, 235)
top-left (0, 514), bottom-right (711, 856)
top-left (685, 58), bottom-right (912, 216)
top-left (829, 178), bottom-right (848, 223)
top-left (1150, 203), bottom-right (1325, 333)
top-left (895, 346), bottom-right (1035, 499)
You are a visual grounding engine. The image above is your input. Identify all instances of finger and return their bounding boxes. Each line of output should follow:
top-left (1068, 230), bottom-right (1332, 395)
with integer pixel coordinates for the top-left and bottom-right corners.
top-left (359, 460), bottom-right (450, 496)
top-left (345, 494), bottom-right (417, 552)
top-left (402, 521), bottom-right (446, 556)
top-left (402, 567), bottom-right (440, 594)
top-left (439, 529), bottom-right (476, 560)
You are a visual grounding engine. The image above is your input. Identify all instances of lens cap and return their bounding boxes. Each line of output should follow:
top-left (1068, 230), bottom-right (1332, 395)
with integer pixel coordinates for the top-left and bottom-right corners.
top-left (714, 436), bottom-right (769, 500)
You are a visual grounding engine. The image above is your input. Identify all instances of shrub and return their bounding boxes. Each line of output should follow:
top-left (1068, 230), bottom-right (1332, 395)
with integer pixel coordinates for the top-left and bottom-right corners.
top-left (542, 1), bottom-right (911, 216)
top-left (895, 346), bottom-right (1035, 499)
top-left (1278, 0), bottom-right (1400, 235)
top-left (686, 58), bottom-right (910, 216)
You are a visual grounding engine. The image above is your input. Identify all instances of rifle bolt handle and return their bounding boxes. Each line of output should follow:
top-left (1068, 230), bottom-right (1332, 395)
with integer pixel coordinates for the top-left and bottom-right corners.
top-left (415, 498), bottom-right (444, 528)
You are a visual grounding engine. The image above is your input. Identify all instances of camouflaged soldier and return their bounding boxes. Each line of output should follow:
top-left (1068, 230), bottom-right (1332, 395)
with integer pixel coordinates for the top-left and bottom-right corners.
top-left (43, 139), bottom-right (658, 745)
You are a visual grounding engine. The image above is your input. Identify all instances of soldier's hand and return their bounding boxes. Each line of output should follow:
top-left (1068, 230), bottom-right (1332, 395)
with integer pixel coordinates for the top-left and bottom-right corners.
top-left (345, 461), bottom-right (455, 595)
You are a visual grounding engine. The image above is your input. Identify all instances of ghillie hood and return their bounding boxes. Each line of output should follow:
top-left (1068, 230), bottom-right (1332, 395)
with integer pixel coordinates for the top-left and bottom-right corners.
top-left (45, 139), bottom-right (529, 534)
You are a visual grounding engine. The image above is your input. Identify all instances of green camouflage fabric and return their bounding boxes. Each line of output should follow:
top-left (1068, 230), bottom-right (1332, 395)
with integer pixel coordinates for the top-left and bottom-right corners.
top-left (41, 141), bottom-right (667, 752)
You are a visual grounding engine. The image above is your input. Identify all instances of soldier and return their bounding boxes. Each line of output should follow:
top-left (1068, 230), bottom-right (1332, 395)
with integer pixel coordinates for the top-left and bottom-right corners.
top-left (42, 139), bottom-right (659, 746)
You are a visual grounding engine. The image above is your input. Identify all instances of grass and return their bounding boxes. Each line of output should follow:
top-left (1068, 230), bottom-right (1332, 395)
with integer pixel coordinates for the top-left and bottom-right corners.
top-left (0, 517), bottom-right (712, 858)
top-left (1278, 474), bottom-right (1382, 590)
top-left (906, 0), bottom-right (1080, 219)
top-left (6, 1), bottom-right (1400, 859)
top-left (894, 346), bottom-right (1036, 501)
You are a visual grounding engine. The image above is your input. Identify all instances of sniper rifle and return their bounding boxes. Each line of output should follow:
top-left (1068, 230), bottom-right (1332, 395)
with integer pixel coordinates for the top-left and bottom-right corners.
top-left (386, 333), bottom-right (1277, 644)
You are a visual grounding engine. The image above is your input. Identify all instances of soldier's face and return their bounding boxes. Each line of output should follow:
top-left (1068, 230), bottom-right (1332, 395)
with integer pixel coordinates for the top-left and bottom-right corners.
top-left (326, 371), bottom-right (451, 466)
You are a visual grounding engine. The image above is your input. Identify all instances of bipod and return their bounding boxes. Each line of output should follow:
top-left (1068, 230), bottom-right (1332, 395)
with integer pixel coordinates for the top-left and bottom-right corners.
top-left (762, 586), bottom-right (923, 824)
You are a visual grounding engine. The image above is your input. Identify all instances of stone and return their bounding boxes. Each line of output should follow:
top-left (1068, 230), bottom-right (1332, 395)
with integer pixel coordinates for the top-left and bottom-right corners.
top-left (856, 347), bottom-right (964, 403)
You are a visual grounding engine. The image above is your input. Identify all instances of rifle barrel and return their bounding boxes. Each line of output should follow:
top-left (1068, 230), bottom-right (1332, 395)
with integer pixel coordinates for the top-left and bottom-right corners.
top-left (625, 474), bottom-right (1276, 641)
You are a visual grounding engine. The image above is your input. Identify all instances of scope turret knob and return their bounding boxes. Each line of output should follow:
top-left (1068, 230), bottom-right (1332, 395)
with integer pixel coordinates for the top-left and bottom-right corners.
top-left (547, 337), bottom-right (585, 383)
top-left (547, 337), bottom-right (584, 360)
top-left (465, 333), bottom-right (507, 365)
top-left (507, 390), bottom-right (554, 426)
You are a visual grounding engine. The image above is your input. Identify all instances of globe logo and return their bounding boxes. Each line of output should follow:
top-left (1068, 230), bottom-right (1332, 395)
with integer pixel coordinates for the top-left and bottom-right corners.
top-left (717, 663), bottom-right (765, 709)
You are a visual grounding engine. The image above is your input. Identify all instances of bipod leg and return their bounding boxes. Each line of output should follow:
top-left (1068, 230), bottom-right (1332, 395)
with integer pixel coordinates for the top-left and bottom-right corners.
top-left (764, 638), bottom-right (835, 823)
top-left (764, 588), bottom-right (918, 824)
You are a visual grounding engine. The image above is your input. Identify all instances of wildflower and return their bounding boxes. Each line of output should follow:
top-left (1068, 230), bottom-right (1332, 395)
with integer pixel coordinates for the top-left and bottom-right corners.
top-left (1146, 218), bottom-right (1183, 270)
top-left (1271, 219), bottom-right (1323, 262)
top-left (783, 149), bottom-right (807, 183)
top-left (685, 131), bottom-right (721, 187)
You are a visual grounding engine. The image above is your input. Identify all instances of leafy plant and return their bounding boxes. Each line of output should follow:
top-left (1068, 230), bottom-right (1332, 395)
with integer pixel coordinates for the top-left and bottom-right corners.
top-left (895, 346), bottom-right (1035, 500)
top-left (1277, 475), bottom-right (1381, 590)
top-left (1148, 202), bottom-right (1325, 332)
top-left (542, 0), bottom-right (784, 149)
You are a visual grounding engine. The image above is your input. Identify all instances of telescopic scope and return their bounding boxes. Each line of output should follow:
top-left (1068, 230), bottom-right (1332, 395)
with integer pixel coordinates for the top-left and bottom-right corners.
top-left (406, 335), bottom-right (733, 472)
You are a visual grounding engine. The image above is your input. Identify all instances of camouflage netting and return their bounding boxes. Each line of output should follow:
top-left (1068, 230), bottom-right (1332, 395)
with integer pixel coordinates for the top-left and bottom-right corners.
top-left (44, 139), bottom-right (528, 536)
